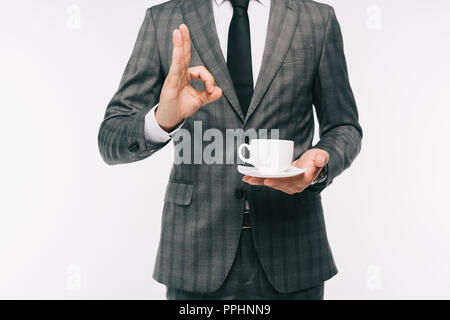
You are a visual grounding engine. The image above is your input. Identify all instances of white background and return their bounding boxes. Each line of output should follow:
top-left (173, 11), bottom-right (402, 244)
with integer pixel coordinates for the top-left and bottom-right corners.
top-left (1, 0), bottom-right (449, 299)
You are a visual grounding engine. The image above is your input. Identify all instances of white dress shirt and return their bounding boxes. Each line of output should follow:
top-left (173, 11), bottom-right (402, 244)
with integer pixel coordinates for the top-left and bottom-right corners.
top-left (144, 0), bottom-right (271, 143)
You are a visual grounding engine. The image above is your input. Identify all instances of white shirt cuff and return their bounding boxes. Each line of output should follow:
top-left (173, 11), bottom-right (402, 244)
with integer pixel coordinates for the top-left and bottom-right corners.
top-left (144, 104), bottom-right (184, 144)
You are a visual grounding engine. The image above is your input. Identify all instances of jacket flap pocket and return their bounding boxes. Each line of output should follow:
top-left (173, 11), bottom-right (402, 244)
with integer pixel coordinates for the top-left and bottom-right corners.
top-left (164, 181), bottom-right (194, 206)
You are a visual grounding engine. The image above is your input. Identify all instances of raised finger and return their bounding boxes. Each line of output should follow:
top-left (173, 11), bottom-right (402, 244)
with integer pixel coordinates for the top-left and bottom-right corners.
top-left (179, 24), bottom-right (191, 69)
top-left (168, 29), bottom-right (184, 78)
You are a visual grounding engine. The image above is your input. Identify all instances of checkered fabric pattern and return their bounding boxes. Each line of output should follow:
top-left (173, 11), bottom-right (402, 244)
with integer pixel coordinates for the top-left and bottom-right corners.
top-left (98, 0), bottom-right (362, 294)
top-left (166, 229), bottom-right (324, 299)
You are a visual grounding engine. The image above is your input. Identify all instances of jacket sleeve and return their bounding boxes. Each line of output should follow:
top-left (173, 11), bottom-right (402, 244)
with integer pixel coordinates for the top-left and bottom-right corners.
top-left (312, 6), bottom-right (363, 191)
top-left (98, 8), bottom-right (169, 165)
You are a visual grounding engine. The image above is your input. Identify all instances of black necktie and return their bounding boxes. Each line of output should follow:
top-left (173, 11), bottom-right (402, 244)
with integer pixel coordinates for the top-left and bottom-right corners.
top-left (227, 0), bottom-right (254, 116)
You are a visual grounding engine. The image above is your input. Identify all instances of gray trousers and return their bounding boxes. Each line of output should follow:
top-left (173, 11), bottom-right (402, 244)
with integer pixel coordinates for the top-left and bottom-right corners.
top-left (166, 228), bottom-right (324, 300)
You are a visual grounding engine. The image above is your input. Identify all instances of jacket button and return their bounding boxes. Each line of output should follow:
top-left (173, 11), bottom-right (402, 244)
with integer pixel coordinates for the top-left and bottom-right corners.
top-left (234, 187), bottom-right (245, 200)
top-left (128, 142), bottom-right (139, 153)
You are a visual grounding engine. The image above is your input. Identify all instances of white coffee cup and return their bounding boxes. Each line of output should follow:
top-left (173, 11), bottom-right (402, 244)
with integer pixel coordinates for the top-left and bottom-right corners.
top-left (238, 139), bottom-right (294, 174)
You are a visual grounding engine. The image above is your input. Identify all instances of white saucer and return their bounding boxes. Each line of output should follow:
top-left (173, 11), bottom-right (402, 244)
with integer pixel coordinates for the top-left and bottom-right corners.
top-left (238, 165), bottom-right (306, 178)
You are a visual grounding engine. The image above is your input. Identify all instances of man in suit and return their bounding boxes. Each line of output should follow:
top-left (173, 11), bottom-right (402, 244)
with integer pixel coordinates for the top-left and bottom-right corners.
top-left (98, 0), bottom-right (362, 300)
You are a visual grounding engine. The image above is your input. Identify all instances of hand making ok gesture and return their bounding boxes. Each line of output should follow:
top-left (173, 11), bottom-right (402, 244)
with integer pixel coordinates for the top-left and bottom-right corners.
top-left (155, 24), bottom-right (223, 132)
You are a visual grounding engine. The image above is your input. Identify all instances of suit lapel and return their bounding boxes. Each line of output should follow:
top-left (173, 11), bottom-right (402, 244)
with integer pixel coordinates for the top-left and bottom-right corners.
top-left (244, 0), bottom-right (299, 125)
top-left (180, 0), bottom-right (245, 122)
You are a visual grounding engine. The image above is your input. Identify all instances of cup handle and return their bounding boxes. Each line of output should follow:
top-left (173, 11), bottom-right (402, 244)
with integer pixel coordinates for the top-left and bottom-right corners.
top-left (238, 144), bottom-right (254, 165)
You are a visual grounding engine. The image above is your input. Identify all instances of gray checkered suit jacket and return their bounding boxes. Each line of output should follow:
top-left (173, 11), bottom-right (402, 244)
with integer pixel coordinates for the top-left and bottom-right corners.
top-left (98, 0), bottom-right (362, 293)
